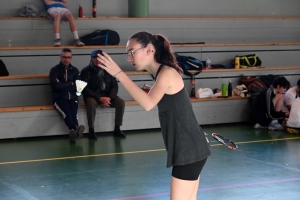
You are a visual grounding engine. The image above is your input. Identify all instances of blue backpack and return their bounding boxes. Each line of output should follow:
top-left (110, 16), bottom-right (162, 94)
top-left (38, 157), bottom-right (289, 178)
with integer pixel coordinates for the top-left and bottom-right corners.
top-left (175, 54), bottom-right (203, 76)
top-left (80, 30), bottom-right (120, 45)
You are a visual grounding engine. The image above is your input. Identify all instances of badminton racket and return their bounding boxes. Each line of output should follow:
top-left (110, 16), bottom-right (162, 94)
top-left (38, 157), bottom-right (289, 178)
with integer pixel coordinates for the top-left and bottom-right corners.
top-left (211, 133), bottom-right (238, 150)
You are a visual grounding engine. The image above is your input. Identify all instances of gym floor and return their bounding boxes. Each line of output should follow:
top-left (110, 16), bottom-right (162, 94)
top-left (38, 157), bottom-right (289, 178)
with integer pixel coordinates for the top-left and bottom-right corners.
top-left (0, 123), bottom-right (299, 200)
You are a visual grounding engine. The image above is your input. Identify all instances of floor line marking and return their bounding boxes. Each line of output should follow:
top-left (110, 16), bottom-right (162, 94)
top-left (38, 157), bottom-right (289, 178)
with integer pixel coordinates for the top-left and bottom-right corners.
top-left (0, 137), bottom-right (299, 165)
top-left (108, 177), bottom-right (300, 200)
top-left (0, 178), bottom-right (40, 200)
top-left (0, 149), bottom-right (166, 165)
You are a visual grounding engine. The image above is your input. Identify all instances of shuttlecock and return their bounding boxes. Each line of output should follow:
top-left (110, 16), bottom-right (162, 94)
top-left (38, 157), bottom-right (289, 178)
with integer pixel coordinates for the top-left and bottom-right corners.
top-left (75, 80), bottom-right (87, 96)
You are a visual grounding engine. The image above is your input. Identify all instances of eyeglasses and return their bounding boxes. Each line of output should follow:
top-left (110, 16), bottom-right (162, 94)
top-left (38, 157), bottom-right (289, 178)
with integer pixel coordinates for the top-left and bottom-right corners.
top-left (125, 47), bottom-right (145, 61)
top-left (62, 56), bottom-right (72, 59)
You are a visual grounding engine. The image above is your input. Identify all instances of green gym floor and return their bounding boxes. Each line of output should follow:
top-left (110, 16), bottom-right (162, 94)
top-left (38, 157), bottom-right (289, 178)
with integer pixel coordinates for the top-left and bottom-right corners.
top-left (0, 123), bottom-right (299, 200)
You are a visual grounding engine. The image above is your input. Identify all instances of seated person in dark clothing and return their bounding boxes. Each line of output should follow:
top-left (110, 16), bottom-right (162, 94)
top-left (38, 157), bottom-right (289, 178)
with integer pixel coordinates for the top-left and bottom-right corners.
top-left (253, 76), bottom-right (290, 130)
top-left (81, 50), bottom-right (126, 139)
top-left (49, 48), bottom-right (85, 142)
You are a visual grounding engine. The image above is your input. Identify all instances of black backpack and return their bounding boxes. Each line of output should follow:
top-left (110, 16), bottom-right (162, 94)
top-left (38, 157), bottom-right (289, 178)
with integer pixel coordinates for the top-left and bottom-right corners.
top-left (0, 59), bottom-right (9, 76)
top-left (80, 29), bottom-right (120, 45)
top-left (175, 54), bottom-right (203, 76)
top-left (238, 76), bottom-right (266, 94)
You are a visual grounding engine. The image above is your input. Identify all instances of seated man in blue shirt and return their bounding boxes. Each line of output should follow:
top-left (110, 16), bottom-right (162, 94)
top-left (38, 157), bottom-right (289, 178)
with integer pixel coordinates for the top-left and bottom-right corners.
top-left (43, 0), bottom-right (84, 47)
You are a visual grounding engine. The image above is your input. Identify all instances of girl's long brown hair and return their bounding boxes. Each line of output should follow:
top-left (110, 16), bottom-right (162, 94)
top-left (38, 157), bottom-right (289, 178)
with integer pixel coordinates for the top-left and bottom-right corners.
top-left (130, 31), bottom-right (183, 74)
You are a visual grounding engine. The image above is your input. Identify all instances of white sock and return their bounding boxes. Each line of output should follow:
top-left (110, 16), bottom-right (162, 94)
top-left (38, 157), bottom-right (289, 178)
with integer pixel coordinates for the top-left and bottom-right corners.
top-left (55, 33), bottom-right (60, 39)
top-left (73, 31), bottom-right (79, 40)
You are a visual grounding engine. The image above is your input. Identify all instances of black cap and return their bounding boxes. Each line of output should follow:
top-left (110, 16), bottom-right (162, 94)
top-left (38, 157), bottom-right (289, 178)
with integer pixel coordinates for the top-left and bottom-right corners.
top-left (91, 49), bottom-right (103, 58)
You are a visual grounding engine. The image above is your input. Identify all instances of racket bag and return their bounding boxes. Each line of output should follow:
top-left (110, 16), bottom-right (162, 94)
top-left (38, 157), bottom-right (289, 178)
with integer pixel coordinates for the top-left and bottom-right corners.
top-left (80, 29), bottom-right (120, 45)
top-left (175, 53), bottom-right (203, 76)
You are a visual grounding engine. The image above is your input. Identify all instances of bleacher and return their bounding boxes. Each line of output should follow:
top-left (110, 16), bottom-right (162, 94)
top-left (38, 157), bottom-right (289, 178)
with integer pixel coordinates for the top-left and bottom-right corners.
top-left (1, 14), bottom-right (300, 139)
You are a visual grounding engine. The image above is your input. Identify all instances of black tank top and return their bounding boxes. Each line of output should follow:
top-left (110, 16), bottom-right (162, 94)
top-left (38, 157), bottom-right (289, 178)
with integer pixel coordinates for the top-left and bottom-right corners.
top-left (155, 65), bottom-right (211, 167)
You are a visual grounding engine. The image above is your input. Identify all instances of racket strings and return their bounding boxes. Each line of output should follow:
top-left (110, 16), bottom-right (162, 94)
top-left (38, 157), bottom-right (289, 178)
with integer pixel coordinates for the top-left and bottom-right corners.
top-left (212, 133), bottom-right (238, 150)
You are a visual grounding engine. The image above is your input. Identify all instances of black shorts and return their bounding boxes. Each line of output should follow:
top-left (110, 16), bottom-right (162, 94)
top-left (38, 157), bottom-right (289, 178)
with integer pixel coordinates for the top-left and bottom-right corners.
top-left (172, 158), bottom-right (207, 181)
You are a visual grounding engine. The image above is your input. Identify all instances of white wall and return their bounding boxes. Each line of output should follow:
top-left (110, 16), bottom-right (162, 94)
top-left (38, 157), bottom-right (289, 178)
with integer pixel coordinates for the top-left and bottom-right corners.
top-left (0, 0), bottom-right (300, 17)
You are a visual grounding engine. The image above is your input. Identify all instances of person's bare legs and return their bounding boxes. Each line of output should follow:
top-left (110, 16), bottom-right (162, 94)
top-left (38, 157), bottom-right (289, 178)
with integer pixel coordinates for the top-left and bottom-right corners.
top-left (51, 12), bottom-right (61, 35)
top-left (273, 94), bottom-right (284, 111)
top-left (62, 11), bottom-right (77, 32)
top-left (191, 177), bottom-right (200, 200)
top-left (50, 11), bottom-right (61, 46)
top-left (170, 176), bottom-right (200, 200)
top-left (62, 11), bottom-right (84, 46)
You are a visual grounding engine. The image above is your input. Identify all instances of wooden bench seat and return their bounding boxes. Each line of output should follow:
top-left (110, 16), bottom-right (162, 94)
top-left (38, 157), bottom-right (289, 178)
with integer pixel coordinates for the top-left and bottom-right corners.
top-left (1, 17), bottom-right (300, 20)
top-left (0, 96), bottom-right (249, 113)
top-left (1, 42), bottom-right (300, 51)
top-left (1, 66), bottom-right (300, 80)
top-left (0, 96), bottom-right (250, 139)
top-left (0, 71), bottom-right (149, 80)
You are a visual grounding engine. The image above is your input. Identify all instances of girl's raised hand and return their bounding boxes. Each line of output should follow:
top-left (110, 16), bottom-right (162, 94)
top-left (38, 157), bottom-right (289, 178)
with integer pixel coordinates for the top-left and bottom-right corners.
top-left (97, 52), bottom-right (123, 77)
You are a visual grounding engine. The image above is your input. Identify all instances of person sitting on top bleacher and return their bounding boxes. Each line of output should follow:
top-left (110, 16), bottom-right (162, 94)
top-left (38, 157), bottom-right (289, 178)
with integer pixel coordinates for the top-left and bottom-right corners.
top-left (49, 48), bottom-right (85, 143)
top-left (252, 76), bottom-right (290, 131)
top-left (43, 0), bottom-right (84, 47)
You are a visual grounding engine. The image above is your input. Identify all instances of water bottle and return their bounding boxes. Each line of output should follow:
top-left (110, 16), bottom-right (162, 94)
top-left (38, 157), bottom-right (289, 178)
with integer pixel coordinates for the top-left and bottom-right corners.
top-left (222, 83), bottom-right (227, 96)
top-left (92, 0), bottom-right (97, 18)
top-left (206, 55), bottom-right (211, 70)
top-left (234, 56), bottom-right (240, 69)
top-left (78, 5), bottom-right (83, 18)
top-left (8, 39), bottom-right (12, 47)
top-left (228, 81), bottom-right (232, 96)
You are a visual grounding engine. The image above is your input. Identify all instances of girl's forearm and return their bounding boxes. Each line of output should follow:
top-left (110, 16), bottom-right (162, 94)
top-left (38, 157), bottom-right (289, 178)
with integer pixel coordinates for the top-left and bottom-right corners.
top-left (116, 72), bottom-right (155, 111)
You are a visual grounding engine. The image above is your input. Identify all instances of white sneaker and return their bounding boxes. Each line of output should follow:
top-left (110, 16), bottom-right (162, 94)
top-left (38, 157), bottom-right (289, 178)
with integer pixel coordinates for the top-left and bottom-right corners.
top-left (74, 39), bottom-right (85, 47)
top-left (268, 122), bottom-right (285, 131)
top-left (54, 38), bottom-right (61, 47)
top-left (254, 123), bottom-right (266, 129)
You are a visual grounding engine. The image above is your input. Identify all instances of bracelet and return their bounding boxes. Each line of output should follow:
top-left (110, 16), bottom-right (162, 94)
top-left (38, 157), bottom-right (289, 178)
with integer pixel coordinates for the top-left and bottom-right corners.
top-left (114, 70), bottom-right (123, 77)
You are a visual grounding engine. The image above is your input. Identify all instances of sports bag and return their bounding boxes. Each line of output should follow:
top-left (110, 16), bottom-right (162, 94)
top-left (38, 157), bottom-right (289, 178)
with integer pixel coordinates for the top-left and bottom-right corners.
top-left (175, 54), bottom-right (203, 76)
top-left (0, 59), bottom-right (9, 76)
top-left (80, 30), bottom-right (120, 45)
top-left (238, 76), bottom-right (266, 94)
top-left (234, 54), bottom-right (262, 68)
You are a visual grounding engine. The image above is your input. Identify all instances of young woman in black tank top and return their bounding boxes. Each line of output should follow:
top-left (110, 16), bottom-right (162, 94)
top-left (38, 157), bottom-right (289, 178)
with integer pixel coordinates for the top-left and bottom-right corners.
top-left (96, 31), bottom-right (210, 200)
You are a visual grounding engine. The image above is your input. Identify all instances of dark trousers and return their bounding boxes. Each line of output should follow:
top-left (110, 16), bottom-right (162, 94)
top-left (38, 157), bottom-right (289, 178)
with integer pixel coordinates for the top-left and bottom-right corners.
top-left (54, 99), bottom-right (79, 130)
top-left (254, 111), bottom-right (283, 126)
top-left (85, 96), bottom-right (125, 128)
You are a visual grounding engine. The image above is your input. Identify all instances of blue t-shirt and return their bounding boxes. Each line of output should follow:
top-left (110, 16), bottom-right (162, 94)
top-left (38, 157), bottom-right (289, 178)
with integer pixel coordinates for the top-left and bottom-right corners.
top-left (44, 0), bottom-right (66, 10)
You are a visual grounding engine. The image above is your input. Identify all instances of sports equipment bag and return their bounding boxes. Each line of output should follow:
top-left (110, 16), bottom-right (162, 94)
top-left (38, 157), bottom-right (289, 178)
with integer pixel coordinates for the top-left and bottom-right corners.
top-left (80, 30), bottom-right (120, 45)
top-left (175, 54), bottom-right (203, 76)
top-left (234, 54), bottom-right (262, 68)
top-left (238, 76), bottom-right (266, 94)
